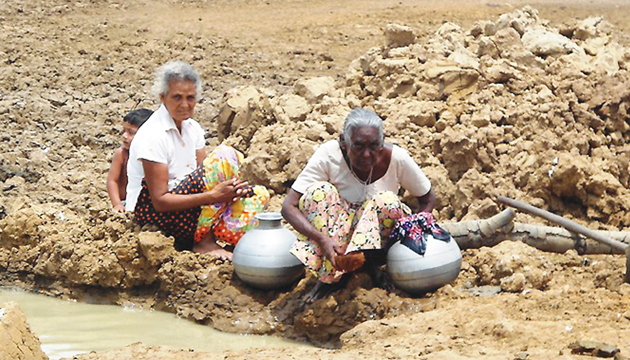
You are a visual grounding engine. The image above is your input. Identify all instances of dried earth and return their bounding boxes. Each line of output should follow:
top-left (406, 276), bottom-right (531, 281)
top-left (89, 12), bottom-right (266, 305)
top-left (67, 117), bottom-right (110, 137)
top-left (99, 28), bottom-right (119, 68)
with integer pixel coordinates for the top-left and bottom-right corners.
top-left (2, 0), bottom-right (630, 359)
top-left (0, 302), bottom-right (48, 360)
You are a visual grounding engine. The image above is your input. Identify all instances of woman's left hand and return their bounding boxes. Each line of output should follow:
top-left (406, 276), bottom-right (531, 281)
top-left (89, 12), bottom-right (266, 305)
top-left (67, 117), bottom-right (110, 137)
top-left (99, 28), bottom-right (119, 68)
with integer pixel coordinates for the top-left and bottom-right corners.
top-left (210, 178), bottom-right (250, 203)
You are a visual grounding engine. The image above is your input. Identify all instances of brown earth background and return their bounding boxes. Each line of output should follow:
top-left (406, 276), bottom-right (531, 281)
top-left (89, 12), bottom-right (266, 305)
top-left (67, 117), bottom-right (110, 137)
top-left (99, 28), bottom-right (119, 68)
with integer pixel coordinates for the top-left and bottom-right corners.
top-left (2, 0), bottom-right (630, 359)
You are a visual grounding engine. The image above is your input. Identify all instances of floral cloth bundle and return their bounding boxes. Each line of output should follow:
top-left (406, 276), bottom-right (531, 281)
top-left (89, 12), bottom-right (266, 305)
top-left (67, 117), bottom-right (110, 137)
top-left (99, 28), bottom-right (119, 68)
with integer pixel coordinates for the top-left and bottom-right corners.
top-left (389, 212), bottom-right (451, 255)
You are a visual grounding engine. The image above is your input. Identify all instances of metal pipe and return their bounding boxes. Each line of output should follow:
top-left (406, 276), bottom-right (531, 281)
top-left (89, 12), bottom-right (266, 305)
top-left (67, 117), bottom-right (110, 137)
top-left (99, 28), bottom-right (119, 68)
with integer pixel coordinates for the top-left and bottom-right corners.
top-left (495, 196), bottom-right (627, 252)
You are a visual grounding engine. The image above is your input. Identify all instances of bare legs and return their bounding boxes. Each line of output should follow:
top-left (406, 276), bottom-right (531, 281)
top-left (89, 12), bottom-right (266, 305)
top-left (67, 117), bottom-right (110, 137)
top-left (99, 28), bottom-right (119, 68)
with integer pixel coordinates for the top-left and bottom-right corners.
top-left (193, 233), bottom-right (233, 261)
top-left (301, 251), bottom-right (393, 303)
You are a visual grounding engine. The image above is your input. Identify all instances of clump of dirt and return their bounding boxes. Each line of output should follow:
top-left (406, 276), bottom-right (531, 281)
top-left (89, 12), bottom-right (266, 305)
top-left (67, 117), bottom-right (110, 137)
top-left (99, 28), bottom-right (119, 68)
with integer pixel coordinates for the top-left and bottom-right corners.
top-left (0, 302), bottom-right (48, 360)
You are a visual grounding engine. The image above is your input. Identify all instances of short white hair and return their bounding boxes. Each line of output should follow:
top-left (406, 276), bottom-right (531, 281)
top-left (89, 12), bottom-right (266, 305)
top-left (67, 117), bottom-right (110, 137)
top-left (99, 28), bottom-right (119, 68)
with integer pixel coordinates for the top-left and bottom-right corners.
top-left (341, 108), bottom-right (384, 148)
top-left (151, 61), bottom-right (202, 97)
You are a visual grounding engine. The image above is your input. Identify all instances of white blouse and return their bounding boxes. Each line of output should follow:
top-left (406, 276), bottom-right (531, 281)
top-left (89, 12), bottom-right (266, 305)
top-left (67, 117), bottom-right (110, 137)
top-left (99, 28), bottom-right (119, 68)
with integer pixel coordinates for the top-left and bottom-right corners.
top-left (292, 140), bottom-right (431, 204)
top-left (125, 104), bottom-right (205, 211)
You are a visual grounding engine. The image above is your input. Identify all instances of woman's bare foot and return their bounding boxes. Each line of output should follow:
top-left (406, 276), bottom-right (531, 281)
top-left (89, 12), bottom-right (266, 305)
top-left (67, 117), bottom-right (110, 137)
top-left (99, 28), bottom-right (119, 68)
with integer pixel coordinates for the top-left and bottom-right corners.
top-left (302, 282), bottom-right (331, 303)
top-left (193, 237), bottom-right (233, 261)
top-left (301, 277), bottom-right (348, 303)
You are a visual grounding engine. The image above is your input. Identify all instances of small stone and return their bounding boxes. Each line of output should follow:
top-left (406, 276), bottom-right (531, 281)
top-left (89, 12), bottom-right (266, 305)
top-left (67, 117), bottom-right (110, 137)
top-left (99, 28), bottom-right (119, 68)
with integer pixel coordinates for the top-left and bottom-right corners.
top-left (569, 340), bottom-right (619, 357)
top-left (385, 24), bottom-right (416, 48)
top-left (514, 351), bottom-right (529, 360)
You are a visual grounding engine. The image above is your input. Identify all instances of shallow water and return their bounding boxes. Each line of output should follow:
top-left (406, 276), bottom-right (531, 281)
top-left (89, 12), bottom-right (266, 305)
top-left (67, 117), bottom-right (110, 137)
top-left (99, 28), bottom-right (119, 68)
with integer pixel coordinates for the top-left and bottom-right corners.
top-left (0, 288), bottom-right (306, 360)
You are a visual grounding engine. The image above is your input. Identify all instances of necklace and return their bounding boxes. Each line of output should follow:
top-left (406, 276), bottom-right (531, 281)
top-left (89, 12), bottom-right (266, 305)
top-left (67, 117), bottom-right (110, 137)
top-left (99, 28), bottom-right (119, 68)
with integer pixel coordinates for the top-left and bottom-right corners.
top-left (351, 164), bottom-right (374, 202)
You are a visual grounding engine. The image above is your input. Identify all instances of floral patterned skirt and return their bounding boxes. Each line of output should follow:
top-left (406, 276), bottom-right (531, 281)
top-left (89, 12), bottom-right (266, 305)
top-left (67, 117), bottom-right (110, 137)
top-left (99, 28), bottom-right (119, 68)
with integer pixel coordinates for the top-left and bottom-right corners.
top-left (194, 145), bottom-right (270, 246)
top-left (134, 145), bottom-right (269, 250)
top-left (289, 181), bottom-right (410, 284)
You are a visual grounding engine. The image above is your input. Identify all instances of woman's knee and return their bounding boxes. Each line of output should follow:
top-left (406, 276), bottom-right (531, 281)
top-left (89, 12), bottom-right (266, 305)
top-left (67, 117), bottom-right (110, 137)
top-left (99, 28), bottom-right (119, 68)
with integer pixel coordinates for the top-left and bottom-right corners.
top-left (304, 181), bottom-right (338, 196)
top-left (201, 145), bottom-right (245, 186)
top-left (372, 191), bottom-right (402, 206)
top-left (299, 182), bottom-right (340, 210)
top-left (206, 144), bottom-right (244, 164)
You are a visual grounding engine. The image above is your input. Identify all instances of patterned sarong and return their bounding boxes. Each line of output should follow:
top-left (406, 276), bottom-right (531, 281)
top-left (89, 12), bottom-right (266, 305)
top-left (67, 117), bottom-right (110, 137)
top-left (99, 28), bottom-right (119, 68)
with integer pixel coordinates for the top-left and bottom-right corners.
top-left (289, 181), bottom-right (410, 284)
top-left (194, 145), bottom-right (270, 246)
top-left (133, 145), bottom-right (269, 250)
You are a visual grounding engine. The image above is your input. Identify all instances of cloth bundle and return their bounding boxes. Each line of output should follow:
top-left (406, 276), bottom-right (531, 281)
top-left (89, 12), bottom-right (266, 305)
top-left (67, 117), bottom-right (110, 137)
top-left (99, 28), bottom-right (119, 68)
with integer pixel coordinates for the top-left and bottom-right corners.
top-left (389, 212), bottom-right (451, 255)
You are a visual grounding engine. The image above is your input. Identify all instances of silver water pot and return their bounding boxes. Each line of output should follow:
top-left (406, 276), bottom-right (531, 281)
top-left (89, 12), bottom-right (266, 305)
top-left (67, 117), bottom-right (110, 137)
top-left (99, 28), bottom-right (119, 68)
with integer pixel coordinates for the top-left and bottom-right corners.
top-left (233, 212), bottom-right (304, 289)
top-left (387, 235), bottom-right (462, 294)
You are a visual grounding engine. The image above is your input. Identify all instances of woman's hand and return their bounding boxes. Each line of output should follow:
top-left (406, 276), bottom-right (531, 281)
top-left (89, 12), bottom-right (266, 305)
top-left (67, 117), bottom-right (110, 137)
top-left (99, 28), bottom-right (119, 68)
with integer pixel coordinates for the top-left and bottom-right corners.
top-left (143, 160), bottom-right (247, 212)
top-left (210, 178), bottom-right (249, 203)
top-left (113, 204), bottom-right (126, 213)
top-left (282, 189), bottom-right (344, 270)
top-left (318, 235), bottom-right (344, 270)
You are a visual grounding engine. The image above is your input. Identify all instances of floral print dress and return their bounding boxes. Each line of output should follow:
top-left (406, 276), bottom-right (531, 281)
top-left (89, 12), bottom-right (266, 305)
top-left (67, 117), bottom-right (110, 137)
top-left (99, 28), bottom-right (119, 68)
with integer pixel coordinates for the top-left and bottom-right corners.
top-left (195, 145), bottom-right (270, 246)
top-left (133, 144), bottom-right (269, 250)
top-left (290, 181), bottom-right (411, 284)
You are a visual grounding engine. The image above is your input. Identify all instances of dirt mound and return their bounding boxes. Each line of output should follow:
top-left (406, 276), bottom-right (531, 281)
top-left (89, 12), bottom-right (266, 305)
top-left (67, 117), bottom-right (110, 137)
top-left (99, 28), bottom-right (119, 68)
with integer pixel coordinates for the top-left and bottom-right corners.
top-left (217, 6), bottom-right (630, 227)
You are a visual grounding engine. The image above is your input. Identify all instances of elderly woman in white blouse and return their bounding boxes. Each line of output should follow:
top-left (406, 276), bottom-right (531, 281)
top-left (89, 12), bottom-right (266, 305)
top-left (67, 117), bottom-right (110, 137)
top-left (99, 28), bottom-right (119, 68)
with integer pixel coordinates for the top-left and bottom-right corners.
top-left (282, 108), bottom-right (435, 298)
top-left (127, 61), bottom-right (269, 259)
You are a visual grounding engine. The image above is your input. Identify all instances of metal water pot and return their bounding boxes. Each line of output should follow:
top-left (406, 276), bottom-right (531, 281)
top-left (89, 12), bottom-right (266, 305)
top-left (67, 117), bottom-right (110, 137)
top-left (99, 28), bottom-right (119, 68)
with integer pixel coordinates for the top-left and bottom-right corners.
top-left (387, 235), bottom-right (462, 294)
top-left (233, 212), bottom-right (304, 289)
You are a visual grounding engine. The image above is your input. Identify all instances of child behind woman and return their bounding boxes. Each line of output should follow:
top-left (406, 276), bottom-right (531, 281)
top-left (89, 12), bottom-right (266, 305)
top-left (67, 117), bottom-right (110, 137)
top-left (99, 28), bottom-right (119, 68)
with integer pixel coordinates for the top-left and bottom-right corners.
top-left (107, 108), bottom-right (153, 212)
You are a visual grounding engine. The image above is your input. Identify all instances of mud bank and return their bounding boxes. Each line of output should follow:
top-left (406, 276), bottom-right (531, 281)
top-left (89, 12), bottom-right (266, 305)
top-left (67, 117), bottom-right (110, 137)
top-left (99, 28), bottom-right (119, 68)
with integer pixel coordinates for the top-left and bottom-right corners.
top-left (0, 302), bottom-right (47, 360)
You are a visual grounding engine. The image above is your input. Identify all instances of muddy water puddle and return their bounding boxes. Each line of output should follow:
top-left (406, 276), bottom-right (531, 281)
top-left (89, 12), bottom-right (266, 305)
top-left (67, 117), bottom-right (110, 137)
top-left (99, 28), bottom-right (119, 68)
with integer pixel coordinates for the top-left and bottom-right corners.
top-left (0, 288), bottom-right (307, 360)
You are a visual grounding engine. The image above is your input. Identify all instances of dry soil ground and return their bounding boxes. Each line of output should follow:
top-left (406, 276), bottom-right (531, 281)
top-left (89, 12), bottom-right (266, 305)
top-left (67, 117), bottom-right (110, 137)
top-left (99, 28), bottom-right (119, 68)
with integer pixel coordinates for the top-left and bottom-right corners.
top-left (3, 0), bottom-right (630, 359)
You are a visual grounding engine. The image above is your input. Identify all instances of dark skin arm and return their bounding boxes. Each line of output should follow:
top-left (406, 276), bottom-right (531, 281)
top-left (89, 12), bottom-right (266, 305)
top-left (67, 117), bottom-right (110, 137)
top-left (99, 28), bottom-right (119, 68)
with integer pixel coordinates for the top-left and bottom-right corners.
top-left (196, 148), bottom-right (206, 167)
top-left (281, 188), bottom-right (344, 270)
top-left (106, 147), bottom-right (126, 212)
top-left (142, 159), bottom-right (248, 213)
top-left (417, 187), bottom-right (436, 213)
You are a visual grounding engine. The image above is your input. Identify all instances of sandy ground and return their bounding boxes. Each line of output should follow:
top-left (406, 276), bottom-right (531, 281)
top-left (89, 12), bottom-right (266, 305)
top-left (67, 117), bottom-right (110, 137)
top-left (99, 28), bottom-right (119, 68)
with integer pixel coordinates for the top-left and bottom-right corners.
top-left (2, 0), bottom-right (630, 359)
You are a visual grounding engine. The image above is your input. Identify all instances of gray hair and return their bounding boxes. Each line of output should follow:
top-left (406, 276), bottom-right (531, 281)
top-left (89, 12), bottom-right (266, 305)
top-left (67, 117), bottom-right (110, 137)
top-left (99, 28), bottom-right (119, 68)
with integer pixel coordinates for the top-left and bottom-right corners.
top-left (341, 108), bottom-right (384, 148)
top-left (151, 61), bottom-right (202, 97)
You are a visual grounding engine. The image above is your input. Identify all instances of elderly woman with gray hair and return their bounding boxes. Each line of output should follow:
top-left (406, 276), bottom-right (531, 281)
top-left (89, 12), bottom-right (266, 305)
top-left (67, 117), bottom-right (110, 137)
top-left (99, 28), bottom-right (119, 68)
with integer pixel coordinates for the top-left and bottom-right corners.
top-left (126, 61), bottom-right (269, 259)
top-left (282, 108), bottom-right (436, 299)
